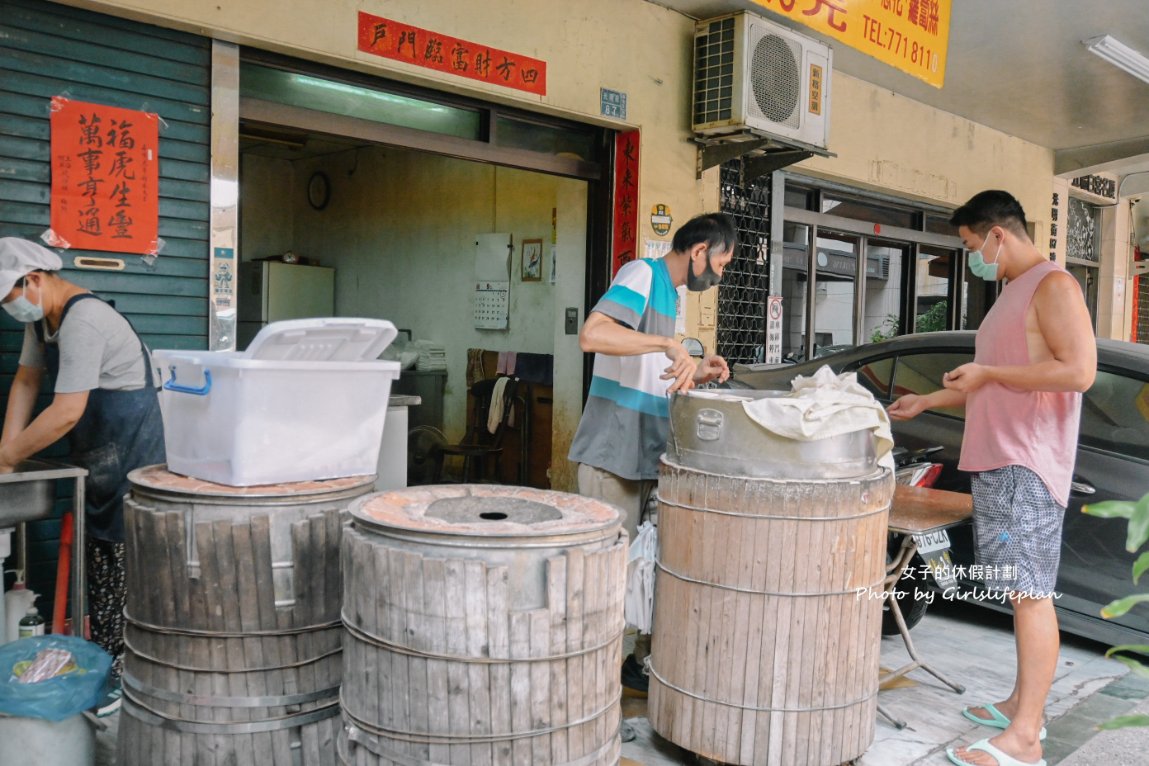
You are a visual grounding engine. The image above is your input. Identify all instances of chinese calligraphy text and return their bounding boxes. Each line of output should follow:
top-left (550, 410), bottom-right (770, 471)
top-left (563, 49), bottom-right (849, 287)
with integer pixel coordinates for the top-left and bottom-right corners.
top-left (50, 97), bottom-right (159, 255)
top-left (358, 13), bottom-right (546, 96)
top-left (612, 131), bottom-right (640, 277)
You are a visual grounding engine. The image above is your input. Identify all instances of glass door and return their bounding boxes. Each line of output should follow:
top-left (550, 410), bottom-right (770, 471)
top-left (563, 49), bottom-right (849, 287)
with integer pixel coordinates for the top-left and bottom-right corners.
top-left (917, 244), bottom-right (958, 332)
top-left (812, 229), bottom-right (860, 355)
top-left (863, 239), bottom-right (908, 342)
top-left (780, 222), bottom-right (811, 361)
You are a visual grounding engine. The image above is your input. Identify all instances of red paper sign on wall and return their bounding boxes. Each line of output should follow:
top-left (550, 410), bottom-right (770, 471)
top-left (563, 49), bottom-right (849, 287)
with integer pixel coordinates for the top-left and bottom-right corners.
top-left (611, 131), bottom-right (640, 277)
top-left (358, 12), bottom-right (546, 96)
top-left (50, 97), bottom-right (160, 255)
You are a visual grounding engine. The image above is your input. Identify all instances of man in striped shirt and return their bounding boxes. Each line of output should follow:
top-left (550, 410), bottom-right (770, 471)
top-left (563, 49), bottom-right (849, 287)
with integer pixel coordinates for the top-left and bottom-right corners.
top-left (568, 213), bottom-right (736, 699)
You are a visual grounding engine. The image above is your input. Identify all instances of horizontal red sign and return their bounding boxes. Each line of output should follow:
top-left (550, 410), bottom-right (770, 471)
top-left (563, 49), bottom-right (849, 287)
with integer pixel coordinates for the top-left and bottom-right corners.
top-left (357, 12), bottom-right (546, 96)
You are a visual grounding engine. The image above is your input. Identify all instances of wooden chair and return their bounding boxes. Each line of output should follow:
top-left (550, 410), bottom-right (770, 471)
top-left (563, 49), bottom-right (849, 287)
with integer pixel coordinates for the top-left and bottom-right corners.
top-left (436, 377), bottom-right (521, 483)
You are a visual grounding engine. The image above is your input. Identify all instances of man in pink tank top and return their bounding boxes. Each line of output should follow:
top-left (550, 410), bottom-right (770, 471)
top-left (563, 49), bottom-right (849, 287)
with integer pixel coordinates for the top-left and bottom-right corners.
top-left (888, 190), bottom-right (1096, 766)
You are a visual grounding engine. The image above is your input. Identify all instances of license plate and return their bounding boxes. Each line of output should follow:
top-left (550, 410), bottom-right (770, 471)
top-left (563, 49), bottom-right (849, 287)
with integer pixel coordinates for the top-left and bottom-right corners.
top-left (923, 550), bottom-right (958, 591)
top-left (912, 528), bottom-right (951, 554)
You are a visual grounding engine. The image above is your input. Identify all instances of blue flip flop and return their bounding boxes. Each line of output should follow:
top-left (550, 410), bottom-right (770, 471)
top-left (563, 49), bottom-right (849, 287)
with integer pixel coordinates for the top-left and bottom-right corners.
top-left (946, 738), bottom-right (1046, 766)
top-left (962, 703), bottom-right (1047, 740)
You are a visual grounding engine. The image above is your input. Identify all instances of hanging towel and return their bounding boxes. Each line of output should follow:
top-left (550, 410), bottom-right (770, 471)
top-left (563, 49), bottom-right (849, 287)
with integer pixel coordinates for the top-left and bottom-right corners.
top-left (741, 365), bottom-right (895, 472)
top-left (466, 348), bottom-right (486, 387)
top-left (624, 521), bottom-right (658, 632)
top-left (487, 376), bottom-right (510, 434)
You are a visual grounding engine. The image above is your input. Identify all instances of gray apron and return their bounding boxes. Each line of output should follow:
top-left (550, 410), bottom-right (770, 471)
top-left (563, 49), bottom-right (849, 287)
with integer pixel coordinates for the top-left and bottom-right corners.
top-left (36, 294), bottom-right (166, 542)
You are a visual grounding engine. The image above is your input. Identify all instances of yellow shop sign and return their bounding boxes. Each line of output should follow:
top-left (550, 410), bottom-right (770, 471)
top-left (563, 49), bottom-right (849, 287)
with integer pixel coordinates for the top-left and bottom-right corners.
top-left (751, 0), bottom-right (951, 88)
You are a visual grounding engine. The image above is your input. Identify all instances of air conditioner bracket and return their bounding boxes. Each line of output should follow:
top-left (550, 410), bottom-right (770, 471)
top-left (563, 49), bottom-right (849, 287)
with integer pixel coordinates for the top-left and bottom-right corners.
top-left (694, 131), bottom-right (832, 180)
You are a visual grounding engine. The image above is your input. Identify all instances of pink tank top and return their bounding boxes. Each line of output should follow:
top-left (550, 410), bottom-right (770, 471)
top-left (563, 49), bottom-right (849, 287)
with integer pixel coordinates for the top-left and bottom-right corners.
top-left (958, 260), bottom-right (1081, 506)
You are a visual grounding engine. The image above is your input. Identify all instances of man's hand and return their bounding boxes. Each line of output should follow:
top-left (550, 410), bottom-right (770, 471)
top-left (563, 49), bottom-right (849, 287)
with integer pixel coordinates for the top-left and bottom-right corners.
top-left (662, 342), bottom-right (696, 393)
top-left (942, 363), bottom-right (990, 393)
top-left (694, 354), bottom-right (730, 385)
top-left (887, 394), bottom-right (929, 421)
top-left (0, 443), bottom-right (16, 473)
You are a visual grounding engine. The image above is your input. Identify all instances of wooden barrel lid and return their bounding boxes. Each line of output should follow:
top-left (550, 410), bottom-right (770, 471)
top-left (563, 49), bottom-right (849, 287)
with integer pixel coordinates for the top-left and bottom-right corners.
top-left (128, 463), bottom-right (375, 498)
top-left (351, 484), bottom-right (620, 539)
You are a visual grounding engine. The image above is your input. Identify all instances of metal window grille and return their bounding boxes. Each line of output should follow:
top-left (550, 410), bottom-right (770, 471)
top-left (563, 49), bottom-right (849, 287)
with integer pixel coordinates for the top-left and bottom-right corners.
top-left (717, 161), bottom-right (770, 364)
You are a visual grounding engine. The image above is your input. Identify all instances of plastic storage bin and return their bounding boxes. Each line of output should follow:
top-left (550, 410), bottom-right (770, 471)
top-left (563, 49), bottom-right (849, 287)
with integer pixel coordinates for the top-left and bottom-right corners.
top-left (153, 318), bottom-right (401, 486)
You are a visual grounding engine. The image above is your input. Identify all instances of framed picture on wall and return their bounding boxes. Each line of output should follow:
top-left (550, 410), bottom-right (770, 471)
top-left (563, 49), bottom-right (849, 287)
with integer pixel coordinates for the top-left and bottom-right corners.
top-left (521, 238), bottom-right (543, 281)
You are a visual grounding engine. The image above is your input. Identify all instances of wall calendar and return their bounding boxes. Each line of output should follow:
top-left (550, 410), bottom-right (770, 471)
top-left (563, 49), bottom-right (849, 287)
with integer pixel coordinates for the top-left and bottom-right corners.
top-left (473, 281), bottom-right (510, 329)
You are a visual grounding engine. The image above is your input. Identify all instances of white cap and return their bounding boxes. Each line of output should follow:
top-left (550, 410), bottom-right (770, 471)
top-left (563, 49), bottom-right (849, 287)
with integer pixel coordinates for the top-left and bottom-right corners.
top-left (0, 238), bottom-right (63, 298)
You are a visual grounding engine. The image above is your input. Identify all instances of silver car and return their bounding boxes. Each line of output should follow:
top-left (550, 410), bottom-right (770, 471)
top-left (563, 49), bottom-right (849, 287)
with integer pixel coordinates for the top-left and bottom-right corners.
top-left (728, 331), bottom-right (1149, 647)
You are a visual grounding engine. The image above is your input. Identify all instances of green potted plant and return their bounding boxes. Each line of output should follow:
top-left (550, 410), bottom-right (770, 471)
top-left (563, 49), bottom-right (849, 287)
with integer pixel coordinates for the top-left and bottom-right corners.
top-left (1082, 490), bottom-right (1149, 729)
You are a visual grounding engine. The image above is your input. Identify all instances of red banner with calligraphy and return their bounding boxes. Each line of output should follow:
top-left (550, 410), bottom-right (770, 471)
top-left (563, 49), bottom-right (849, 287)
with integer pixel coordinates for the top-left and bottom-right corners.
top-left (611, 131), bottom-right (640, 277)
top-left (49, 97), bottom-right (160, 255)
top-left (358, 12), bottom-right (546, 96)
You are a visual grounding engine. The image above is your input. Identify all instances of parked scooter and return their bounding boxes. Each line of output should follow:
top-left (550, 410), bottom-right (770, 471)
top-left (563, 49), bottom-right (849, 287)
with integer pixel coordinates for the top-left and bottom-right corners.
top-left (883, 445), bottom-right (955, 635)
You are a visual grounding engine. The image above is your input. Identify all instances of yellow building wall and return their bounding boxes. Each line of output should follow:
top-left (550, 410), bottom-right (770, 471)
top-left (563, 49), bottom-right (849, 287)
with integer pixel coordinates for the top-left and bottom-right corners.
top-left (795, 71), bottom-right (1055, 245)
top-left (61, 0), bottom-right (1061, 347)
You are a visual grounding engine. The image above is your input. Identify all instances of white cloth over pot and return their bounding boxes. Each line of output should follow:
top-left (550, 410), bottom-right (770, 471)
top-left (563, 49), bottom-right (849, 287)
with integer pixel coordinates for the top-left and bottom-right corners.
top-left (741, 365), bottom-right (895, 472)
top-left (624, 521), bottom-right (658, 633)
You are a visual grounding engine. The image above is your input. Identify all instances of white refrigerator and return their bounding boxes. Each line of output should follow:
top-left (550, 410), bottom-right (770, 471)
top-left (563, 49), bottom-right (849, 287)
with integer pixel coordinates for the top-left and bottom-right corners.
top-left (237, 260), bottom-right (335, 349)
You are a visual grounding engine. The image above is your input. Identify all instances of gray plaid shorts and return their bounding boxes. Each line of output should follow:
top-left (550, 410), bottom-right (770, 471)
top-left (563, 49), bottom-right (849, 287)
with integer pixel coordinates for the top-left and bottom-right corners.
top-left (970, 465), bottom-right (1065, 597)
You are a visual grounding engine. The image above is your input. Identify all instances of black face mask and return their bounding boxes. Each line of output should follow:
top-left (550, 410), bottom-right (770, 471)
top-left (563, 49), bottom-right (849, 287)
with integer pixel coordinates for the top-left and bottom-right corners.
top-left (686, 252), bottom-right (721, 292)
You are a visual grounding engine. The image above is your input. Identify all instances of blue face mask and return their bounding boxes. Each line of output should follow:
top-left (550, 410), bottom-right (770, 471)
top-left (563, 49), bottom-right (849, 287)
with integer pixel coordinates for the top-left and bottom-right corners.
top-left (2, 291), bottom-right (44, 323)
top-left (968, 230), bottom-right (1001, 281)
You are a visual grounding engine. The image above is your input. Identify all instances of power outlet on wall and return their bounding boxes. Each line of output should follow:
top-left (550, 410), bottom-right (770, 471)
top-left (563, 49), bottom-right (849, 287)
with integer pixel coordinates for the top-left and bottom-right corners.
top-left (565, 307), bottom-right (580, 334)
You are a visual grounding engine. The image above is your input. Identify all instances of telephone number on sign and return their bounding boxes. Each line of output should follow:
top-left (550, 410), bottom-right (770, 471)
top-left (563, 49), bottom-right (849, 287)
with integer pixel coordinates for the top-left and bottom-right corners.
top-left (862, 15), bottom-right (940, 73)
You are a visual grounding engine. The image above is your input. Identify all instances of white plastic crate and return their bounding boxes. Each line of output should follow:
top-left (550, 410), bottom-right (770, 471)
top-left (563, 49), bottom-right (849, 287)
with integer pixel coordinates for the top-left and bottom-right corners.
top-left (152, 318), bottom-right (401, 486)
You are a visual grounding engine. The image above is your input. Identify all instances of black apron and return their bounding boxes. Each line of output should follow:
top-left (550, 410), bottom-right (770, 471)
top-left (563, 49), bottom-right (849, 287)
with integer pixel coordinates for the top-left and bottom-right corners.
top-left (35, 294), bottom-right (166, 543)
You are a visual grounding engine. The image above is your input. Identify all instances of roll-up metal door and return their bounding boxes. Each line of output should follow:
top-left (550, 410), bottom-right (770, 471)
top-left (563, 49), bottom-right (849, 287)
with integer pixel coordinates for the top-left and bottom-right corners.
top-left (1, 0), bottom-right (210, 618)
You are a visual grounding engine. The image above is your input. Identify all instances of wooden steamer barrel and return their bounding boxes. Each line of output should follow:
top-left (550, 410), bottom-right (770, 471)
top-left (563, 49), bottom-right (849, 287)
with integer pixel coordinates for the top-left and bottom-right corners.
top-left (117, 465), bottom-right (375, 766)
top-left (648, 391), bottom-right (895, 766)
top-left (339, 484), bottom-right (627, 766)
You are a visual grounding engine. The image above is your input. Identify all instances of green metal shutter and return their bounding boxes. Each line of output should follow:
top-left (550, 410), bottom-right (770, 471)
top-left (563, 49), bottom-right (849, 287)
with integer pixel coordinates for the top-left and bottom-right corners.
top-left (1, 0), bottom-right (211, 619)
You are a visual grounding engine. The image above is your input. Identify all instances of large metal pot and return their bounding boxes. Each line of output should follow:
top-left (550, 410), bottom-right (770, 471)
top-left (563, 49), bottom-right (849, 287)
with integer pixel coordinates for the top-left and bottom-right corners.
top-left (666, 389), bottom-right (877, 479)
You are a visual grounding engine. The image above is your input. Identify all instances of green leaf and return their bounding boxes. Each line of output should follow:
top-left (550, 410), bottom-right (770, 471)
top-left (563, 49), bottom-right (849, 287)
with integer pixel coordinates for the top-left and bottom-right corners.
top-left (1083, 500), bottom-right (1136, 519)
top-left (1134, 552), bottom-right (1149, 585)
top-left (1128, 497), bottom-right (1149, 552)
top-left (1101, 593), bottom-right (1149, 619)
top-left (1108, 655), bottom-right (1149, 681)
top-left (1098, 714), bottom-right (1149, 730)
top-left (1106, 644), bottom-right (1149, 658)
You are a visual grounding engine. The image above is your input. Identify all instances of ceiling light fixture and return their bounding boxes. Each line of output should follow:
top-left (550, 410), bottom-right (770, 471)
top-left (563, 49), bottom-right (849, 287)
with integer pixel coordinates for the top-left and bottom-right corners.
top-left (1083, 34), bottom-right (1149, 85)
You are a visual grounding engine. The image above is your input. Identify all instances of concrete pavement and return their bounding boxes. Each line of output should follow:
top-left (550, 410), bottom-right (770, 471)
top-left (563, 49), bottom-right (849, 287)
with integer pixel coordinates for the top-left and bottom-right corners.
top-left (92, 598), bottom-right (1148, 765)
top-left (619, 598), bottom-right (1149, 765)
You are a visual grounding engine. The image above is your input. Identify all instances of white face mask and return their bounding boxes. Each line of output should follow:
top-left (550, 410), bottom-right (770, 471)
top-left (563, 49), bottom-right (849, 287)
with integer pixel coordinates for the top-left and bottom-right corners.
top-left (2, 285), bottom-right (44, 323)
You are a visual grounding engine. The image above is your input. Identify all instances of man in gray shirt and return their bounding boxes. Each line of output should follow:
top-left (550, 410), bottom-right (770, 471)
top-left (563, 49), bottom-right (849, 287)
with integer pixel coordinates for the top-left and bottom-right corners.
top-left (0, 237), bottom-right (165, 715)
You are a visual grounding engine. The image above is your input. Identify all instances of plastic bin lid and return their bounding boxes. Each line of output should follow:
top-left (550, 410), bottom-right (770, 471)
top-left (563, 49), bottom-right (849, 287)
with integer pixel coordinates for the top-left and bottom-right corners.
top-left (244, 318), bottom-right (399, 362)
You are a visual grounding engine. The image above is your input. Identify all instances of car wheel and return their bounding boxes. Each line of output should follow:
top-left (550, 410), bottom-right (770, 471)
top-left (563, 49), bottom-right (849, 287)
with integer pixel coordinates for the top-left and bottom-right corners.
top-left (881, 552), bottom-right (931, 636)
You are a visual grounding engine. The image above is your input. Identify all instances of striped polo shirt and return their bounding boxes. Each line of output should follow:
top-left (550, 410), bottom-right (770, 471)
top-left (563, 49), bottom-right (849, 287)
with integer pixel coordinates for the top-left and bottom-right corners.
top-left (568, 258), bottom-right (678, 480)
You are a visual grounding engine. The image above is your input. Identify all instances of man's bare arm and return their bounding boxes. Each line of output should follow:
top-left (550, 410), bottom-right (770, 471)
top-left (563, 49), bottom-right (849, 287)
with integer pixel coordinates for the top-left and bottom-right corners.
top-left (580, 311), bottom-right (697, 393)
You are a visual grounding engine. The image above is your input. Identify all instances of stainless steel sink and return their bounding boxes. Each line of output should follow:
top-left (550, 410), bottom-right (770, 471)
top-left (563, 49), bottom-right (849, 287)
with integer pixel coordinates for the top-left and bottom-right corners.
top-left (0, 460), bottom-right (85, 527)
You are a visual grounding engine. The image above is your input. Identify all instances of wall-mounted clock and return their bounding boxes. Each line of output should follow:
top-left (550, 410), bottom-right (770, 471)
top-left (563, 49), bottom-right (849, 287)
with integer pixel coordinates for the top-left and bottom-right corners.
top-left (307, 171), bottom-right (330, 210)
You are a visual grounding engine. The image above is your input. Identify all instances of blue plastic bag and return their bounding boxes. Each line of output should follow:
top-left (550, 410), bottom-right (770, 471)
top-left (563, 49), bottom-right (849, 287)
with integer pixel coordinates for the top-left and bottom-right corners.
top-left (0, 635), bottom-right (111, 721)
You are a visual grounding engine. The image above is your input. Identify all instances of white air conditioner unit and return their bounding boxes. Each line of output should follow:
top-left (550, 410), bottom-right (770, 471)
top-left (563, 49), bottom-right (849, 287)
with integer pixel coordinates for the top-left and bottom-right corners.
top-left (692, 12), bottom-right (832, 151)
